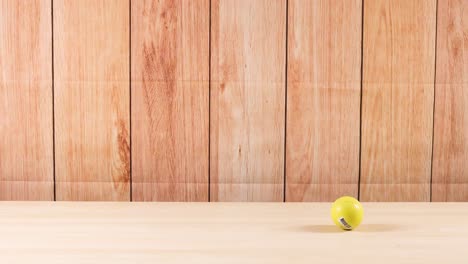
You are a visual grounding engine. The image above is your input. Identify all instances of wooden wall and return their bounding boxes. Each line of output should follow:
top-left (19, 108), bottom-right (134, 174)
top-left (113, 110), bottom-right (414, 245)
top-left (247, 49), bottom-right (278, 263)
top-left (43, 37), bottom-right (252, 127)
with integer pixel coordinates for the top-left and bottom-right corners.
top-left (0, 0), bottom-right (467, 202)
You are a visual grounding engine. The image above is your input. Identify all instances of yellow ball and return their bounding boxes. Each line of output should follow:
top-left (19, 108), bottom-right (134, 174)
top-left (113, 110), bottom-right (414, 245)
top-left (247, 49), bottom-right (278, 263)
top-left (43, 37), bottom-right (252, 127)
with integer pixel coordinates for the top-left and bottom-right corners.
top-left (330, 196), bottom-right (363, 230)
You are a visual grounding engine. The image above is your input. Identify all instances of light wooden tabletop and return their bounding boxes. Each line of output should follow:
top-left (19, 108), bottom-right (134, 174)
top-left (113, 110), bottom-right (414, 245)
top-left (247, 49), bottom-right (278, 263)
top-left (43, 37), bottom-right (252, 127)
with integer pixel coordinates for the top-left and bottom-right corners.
top-left (0, 203), bottom-right (467, 263)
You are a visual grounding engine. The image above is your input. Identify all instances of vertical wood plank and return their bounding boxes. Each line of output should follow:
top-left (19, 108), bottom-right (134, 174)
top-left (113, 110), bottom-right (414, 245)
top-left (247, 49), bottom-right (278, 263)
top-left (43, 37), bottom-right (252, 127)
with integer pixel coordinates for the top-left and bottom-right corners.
top-left (361, 0), bottom-right (436, 201)
top-left (54, 0), bottom-right (130, 201)
top-left (131, 0), bottom-right (209, 201)
top-left (286, 0), bottom-right (362, 202)
top-left (432, 0), bottom-right (468, 201)
top-left (211, 0), bottom-right (286, 201)
top-left (0, 0), bottom-right (53, 200)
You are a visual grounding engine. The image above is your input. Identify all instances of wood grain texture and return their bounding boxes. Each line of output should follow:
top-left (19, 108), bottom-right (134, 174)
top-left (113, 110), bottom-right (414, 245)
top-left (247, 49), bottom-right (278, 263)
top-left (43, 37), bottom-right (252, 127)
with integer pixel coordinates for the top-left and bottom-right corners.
top-left (432, 0), bottom-right (468, 202)
top-left (210, 0), bottom-right (286, 201)
top-left (1, 203), bottom-right (468, 263)
top-left (286, 0), bottom-right (361, 202)
top-left (131, 0), bottom-right (209, 201)
top-left (0, 0), bottom-right (53, 200)
top-left (361, 0), bottom-right (436, 201)
top-left (54, 0), bottom-right (130, 201)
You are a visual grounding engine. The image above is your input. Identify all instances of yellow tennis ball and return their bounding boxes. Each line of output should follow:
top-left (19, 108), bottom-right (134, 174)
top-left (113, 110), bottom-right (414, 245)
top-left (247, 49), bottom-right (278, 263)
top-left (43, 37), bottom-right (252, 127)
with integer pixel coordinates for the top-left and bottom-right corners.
top-left (330, 196), bottom-right (363, 230)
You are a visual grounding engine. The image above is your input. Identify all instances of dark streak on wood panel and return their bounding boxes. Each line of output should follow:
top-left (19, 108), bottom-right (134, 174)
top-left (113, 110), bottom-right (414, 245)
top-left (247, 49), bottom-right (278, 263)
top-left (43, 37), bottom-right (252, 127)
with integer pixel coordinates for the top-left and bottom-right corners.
top-left (54, 0), bottom-right (130, 201)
